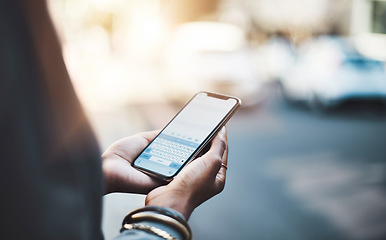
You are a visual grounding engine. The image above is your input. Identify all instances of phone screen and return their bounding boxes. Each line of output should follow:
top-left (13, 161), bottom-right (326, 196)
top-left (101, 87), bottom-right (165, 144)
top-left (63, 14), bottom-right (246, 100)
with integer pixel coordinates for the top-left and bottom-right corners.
top-left (133, 92), bottom-right (240, 179)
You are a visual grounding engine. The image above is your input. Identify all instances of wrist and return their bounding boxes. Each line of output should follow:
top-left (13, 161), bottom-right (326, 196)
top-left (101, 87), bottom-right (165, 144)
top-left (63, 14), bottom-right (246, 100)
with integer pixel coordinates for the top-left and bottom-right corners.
top-left (145, 188), bottom-right (195, 220)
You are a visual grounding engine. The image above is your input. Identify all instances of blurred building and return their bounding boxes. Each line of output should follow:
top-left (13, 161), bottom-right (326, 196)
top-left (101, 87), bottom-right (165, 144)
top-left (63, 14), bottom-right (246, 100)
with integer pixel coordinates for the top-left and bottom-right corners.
top-left (351, 0), bottom-right (386, 60)
top-left (351, 0), bottom-right (386, 34)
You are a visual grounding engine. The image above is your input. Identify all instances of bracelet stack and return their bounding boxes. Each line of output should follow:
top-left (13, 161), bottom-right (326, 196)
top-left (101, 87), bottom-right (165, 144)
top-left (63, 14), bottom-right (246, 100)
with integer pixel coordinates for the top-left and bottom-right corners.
top-left (121, 206), bottom-right (192, 240)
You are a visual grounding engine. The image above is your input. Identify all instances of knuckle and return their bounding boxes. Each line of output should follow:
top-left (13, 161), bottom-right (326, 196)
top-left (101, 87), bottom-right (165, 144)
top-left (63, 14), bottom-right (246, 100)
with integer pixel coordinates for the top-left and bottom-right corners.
top-left (219, 139), bottom-right (227, 152)
top-left (210, 152), bottom-right (223, 164)
top-left (215, 181), bottom-right (225, 194)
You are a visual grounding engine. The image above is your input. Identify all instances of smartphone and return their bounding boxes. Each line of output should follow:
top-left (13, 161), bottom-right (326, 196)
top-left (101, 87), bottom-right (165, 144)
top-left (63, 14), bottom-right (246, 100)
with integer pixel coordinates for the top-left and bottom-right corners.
top-left (132, 91), bottom-right (241, 181)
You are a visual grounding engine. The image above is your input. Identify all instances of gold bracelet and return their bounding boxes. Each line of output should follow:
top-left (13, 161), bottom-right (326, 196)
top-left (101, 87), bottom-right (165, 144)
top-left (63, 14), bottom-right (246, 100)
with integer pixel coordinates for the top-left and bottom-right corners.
top-left (122, 223), bottom-right (178, 240)
top-left (130, 212), bottom-right (191, 240)
top-left (122, 206), bottom-right (192, 240)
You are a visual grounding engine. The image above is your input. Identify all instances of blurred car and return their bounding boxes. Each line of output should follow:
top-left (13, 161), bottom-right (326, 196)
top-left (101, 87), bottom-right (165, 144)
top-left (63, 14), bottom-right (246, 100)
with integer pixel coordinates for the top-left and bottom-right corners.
top-left (255, 37), bottom-right (296, 82)
top-left (280, 37), bottom-right (386, 110)
top-left (164, 21), bottom-right (266, 107)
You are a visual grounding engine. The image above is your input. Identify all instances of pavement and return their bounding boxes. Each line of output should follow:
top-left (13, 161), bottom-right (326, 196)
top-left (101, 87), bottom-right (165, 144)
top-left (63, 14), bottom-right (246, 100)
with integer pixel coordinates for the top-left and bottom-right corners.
top-left (100, 83), bottom-right (386, 240)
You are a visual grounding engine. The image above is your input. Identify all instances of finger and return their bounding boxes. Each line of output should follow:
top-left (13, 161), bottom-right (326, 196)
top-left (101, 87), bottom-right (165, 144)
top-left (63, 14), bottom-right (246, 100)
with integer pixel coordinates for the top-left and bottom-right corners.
top-left (136, 129), bottom-right (161, 143)
top-left (207, 126), bottom-right (228, 165)
top-left (104, 130), bottom-right (160, 162)
top-left (220, 126), bottom-right (228, 166)
top-left (188, 127), bottom-right (228, 177)
top-left (216, 127), bottom-right (228, 185)
top-left (216, 151), bottom-right (228, 186)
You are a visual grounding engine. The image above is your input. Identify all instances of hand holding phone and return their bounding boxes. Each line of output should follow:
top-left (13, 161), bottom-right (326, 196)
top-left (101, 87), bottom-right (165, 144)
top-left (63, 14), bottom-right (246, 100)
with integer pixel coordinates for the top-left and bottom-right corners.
top-left (132, 91), bottom-right (241, 180)
top-left (145, 126), bottom-right (229, 220)
top-left (102, 130), bottom-right (165, 195)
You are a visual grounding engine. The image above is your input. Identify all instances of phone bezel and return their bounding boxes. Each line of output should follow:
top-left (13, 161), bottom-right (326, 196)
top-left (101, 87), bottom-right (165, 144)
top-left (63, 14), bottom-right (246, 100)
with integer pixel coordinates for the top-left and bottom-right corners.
top-left (132, 91), bottom-right (241, 181)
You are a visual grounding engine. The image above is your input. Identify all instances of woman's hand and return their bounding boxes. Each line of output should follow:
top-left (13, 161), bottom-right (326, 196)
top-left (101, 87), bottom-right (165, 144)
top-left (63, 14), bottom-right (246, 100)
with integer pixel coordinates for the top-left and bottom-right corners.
top-left (145, 127), bottom-right (228, 220)
top-left (102, 130), bottom-right (164, 195)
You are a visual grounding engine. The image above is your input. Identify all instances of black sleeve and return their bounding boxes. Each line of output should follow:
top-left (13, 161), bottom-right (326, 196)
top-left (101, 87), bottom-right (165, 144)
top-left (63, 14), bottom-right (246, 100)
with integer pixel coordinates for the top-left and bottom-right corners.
top-left (0, 1), bottom-right (103, 239)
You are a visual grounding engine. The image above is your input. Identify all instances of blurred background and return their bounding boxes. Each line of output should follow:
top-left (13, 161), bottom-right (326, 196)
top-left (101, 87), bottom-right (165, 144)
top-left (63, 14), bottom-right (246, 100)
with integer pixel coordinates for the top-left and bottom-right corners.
top-left (47, 0), bottom-right (386, 239)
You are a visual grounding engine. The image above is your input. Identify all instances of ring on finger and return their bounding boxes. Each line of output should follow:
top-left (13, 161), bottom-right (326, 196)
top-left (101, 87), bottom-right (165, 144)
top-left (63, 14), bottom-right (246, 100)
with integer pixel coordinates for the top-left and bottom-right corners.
top-left (221, 163), bottom-right (228, 170)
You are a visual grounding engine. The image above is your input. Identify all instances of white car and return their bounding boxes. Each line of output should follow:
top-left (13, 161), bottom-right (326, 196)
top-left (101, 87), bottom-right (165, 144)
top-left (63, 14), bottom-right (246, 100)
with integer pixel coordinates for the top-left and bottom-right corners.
top-left (280, 37), bottom-right (386, 110)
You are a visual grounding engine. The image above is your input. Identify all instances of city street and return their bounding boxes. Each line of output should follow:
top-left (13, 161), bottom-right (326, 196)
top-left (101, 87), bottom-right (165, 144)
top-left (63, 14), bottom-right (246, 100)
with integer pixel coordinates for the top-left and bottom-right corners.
top-left (102, 83), bottom-right (386, 240)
